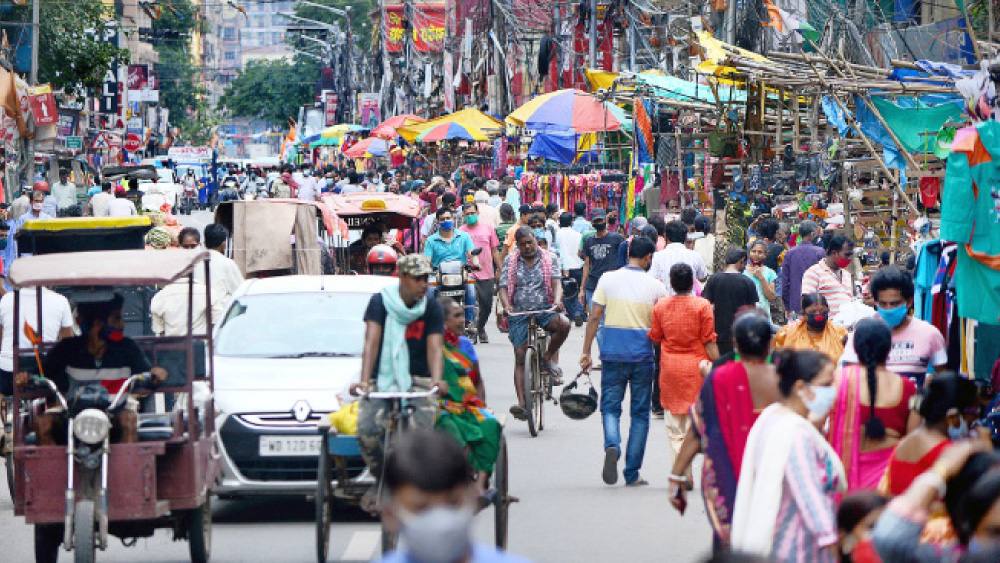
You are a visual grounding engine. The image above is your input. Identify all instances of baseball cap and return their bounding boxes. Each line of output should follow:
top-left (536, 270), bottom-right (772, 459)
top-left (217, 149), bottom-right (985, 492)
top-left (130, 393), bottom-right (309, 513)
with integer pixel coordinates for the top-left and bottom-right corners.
top-left (397, 254), bottom-right (433, 277)
top-left (630, 217), bottom-right (648, 231)
top-left (591, 209), bottom-right (607, 221)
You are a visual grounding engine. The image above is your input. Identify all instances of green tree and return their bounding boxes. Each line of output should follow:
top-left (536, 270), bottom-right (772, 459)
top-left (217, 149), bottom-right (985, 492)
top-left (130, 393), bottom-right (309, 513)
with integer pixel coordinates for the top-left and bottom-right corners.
top-left (9, 0), bottom-right (129, 93)
top-left (294, 0), bottom-right (376, 51)
top-left (217, 58), bottom-right (318, 126)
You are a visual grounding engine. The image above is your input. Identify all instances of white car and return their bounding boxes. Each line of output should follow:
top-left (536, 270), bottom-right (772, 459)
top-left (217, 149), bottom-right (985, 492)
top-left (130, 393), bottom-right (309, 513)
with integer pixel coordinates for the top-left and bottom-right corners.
top-left (212, 274), bottom-right (395, 497)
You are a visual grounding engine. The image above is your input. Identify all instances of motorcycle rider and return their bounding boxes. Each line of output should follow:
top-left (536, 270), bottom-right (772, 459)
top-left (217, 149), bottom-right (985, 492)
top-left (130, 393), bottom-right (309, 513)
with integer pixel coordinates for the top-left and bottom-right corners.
top-left (15, 293), bottom-right (168, 445)
top-left (181, 169), bottom-right (199, 213)
top-left (423, 207), bottom-right (478, 328)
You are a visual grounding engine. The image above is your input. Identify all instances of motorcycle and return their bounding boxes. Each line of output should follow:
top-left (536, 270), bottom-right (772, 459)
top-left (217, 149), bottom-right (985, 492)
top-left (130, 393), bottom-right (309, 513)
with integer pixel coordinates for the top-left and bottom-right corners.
top-left (181, 180), bottom-right (198, 215)
top-left (28, 373), bottom-right (156, 562)
top-left (218, 177), bottom-right (241, 203)
top-left (434, 247), bottom-right (483, 341)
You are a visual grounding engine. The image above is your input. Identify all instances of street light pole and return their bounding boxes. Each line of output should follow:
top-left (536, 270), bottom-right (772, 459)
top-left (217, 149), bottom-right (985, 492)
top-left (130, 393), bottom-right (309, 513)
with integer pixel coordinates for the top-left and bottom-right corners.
top-left (29, 0), bottom-right (38, 84)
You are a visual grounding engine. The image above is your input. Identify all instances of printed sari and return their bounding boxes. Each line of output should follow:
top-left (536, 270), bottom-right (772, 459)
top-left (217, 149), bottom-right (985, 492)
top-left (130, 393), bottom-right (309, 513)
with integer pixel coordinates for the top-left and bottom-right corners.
top-left (690, 361), bottom-right (760, 547)
top-left (434, 330), bottom-right (501, 473)
top-left (827, 365), bottom-right (896, 492)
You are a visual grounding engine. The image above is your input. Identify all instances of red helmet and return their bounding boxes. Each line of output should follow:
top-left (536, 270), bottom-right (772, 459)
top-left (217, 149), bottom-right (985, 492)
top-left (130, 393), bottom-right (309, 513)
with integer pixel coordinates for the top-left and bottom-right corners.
top-left (32, 180), bottom-right (50, 193)
top-left (366, 245), bottom-right (398, 275)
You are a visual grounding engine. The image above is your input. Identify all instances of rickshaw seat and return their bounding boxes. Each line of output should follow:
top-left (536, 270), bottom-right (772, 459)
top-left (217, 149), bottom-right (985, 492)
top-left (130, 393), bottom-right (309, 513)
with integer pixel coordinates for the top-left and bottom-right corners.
top-left (137, 426), bottom-right (173, 442)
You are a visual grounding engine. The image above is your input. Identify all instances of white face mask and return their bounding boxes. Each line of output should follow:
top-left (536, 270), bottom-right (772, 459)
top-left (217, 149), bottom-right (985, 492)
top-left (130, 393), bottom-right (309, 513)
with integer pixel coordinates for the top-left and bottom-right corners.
top-left (799, 384), bottom-right (837, 418)
top-left (397, 504), bottom-right (473, 563)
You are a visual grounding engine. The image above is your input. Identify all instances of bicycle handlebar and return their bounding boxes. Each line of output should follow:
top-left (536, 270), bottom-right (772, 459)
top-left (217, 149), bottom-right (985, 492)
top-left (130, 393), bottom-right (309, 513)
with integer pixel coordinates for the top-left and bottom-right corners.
top-left (507, 307), bottom-right (557, 317)
top-left (364, 386), bottom-right (440, 400)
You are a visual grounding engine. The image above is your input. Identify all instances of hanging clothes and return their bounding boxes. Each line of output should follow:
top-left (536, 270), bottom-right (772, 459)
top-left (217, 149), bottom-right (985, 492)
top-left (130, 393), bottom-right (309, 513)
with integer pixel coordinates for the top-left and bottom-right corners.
top-left (941, 122), bottom-right (1000, 324)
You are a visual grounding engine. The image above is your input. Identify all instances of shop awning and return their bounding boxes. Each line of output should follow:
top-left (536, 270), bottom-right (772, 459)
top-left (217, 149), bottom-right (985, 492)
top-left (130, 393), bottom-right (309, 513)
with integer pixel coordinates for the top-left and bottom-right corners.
top-left (397, 109), bottom-right (505, 143)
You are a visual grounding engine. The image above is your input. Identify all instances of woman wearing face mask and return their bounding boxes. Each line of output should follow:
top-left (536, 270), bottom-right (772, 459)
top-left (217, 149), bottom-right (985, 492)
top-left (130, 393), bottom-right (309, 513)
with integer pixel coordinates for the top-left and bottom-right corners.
top-left (731, 349), bottom-right (846, 561)
top-left (829, 318), bottom-right (921, 493)
top-left (842, 266), bottom-right (947, 387)
top-left (744, 240), bottom-right (777, 320)
top-left (774, 293), bottom-right (847, 362)
top-left (871, 441), bottom-right (1000, 562)
top-left (667, 311), bottom-right (781, 550)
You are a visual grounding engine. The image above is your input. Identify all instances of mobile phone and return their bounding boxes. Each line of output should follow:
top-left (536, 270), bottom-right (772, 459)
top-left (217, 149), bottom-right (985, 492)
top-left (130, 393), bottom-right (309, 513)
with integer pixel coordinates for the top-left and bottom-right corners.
top-left (673, 486), bottom-right (687, 516)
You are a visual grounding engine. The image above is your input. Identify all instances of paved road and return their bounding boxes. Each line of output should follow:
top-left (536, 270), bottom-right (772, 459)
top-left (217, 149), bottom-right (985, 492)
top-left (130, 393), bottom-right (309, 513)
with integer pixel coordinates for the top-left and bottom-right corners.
top-left (1, 211), bottom-right (715, 561)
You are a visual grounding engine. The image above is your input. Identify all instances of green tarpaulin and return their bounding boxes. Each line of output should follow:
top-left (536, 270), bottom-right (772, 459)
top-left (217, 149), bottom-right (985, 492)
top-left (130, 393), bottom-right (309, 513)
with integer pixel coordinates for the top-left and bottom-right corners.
top-left (870, 97), bottom-right (964, 154)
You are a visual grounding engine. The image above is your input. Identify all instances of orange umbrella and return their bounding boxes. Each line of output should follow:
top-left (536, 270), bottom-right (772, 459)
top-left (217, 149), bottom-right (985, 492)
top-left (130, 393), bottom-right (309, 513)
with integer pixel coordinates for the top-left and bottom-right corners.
top-left (371, 114), bottom-right (425, 139)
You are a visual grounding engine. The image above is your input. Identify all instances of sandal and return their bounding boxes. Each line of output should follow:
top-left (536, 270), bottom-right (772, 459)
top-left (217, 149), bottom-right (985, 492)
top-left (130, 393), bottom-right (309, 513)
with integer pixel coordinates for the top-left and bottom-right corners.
top-left (543, 364), bottom-right (564, 386)
top-left (360, 485), bottom-right (379, 515)
top-left (509, 405), bottom-right (528, 421)
top-left (626, 478), bottom-right (650, 487)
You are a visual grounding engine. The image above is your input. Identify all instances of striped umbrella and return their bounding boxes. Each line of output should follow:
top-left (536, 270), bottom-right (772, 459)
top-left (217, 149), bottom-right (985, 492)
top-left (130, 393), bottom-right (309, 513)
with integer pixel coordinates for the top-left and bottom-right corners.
top-left (371, 114), bottom-right (425, 139)
top-left (507, 89), bottom-right (622, 134)
top-left (343, 137), bottom-right (389, 158)
top-left (414, 122), bottom-right (489, 143)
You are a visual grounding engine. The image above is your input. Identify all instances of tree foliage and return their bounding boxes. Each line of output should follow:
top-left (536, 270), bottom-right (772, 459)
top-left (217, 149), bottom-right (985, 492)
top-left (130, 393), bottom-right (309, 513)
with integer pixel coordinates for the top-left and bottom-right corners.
top-left (217, 58), bottom-right (318, 126)
top-left (9, 0), bottom-right (129, 93)
top-left (294, 0), bottom-right (377, 52)
top-left (150, 0), bottom-right (214, 143)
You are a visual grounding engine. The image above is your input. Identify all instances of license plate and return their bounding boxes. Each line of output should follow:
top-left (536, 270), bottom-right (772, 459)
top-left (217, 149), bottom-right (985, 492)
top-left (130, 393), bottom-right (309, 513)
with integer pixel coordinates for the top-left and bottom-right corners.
top-left (258, 436), bottom-right (322, 457)
top-left (440, 291), bottom-right (464, 297)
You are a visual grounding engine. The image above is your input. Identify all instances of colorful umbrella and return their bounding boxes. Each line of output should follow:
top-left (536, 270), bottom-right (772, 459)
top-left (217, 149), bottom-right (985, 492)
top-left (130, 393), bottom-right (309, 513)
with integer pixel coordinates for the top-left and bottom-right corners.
top-left (398, 109), bottom-right (505, 143)
top-left (415, 122), bottom-right (489, 143)
top-left (343, 137), bottom-right (390, 158)
top-left (371, 114), bottom-right (425, 139)
top-left (320, 123), bottom-right (362, 139)
top-left (309, 136), bottom-right (343, 148)
top-left (507, 89), bottom-right (622, 134)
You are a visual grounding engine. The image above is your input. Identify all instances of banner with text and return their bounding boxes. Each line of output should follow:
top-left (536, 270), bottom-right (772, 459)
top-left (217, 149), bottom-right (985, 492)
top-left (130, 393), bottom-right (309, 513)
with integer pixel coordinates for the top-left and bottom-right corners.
top-left (383, 3), bottom-right (446, 53)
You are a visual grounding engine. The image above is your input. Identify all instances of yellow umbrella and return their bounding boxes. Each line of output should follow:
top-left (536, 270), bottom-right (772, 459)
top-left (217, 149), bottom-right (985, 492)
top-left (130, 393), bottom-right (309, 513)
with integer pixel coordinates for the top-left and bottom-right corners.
top-left (320, 123), bottom-right (362, 139)
top-left (397, 109), bottom-right (505, 143)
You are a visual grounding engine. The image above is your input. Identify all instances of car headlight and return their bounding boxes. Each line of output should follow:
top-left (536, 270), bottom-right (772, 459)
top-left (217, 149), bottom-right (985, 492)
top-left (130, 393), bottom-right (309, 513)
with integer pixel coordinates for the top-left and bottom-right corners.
top-left (441, 274), bottom-right (464, 286)
top-left (73, 409), bottom-right (111, 445)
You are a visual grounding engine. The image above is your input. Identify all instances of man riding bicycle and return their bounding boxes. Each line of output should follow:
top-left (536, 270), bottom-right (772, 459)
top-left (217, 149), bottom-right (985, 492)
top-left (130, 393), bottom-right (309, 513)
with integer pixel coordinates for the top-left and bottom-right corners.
top-left (498, 226), bottom-right (570, 421)
top-left (350, 254), bottom-right (448, 510)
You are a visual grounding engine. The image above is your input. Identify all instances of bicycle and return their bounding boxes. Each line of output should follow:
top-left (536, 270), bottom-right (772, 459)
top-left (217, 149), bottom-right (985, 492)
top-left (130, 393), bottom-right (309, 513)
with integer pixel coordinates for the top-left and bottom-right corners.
top-left (508, 308), bottom-right (558, 437)
top-left (315, 386), bottom-right (438, 562)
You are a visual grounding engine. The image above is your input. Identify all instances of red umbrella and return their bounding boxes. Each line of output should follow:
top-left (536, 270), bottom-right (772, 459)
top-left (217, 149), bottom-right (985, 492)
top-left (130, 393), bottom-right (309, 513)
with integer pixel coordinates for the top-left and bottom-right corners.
top-left (371, 114), bottom-right (425, 139)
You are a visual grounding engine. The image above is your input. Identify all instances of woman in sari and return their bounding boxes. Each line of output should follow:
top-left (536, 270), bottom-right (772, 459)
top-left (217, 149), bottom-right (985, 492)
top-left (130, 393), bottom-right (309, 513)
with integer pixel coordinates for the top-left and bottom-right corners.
top-left (434, 299), bottom-right (501, 494)
top-left (774, 293), bottom-right (847, 362)
top-left (667, 311), bottom-right (782, 549)
top-left (828, 318), bottom-right (920, 493)
top-left (731, 349), bottom-right (846, 562)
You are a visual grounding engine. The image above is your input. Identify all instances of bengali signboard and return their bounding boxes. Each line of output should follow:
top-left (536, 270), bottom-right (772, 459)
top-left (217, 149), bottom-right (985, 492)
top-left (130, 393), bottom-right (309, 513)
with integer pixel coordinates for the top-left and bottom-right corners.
top-left (383, 3), bottom-right (445, 53)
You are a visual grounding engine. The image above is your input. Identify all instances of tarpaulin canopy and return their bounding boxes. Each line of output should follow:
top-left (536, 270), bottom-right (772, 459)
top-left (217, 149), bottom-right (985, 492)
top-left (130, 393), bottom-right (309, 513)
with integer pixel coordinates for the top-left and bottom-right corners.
top-left (507, 89), bottom-right (622, 134)
top-left (309, 137), bottom-right (343, 148)
top-left (632, 72), bottom-right (748, 104)
top-left (694, 31), bottom-right (774, 77)
top-left (397, 109), bottom-right (505, 143)
top-left (527, 131), bottom-right (599, 164)
top-left (320, 123), bottom-right (362, 139)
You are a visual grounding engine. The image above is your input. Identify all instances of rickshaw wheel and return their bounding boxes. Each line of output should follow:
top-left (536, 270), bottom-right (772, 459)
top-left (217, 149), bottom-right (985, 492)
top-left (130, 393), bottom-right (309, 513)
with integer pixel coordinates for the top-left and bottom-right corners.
top-left (34, 524), bottom-right (62, 563)
top-left (186, 497), bottom-right (212, 563)
top-left (5, 450), bottom-right (12, 501)
top-left (74, 500), bottom-right (96, 563)
top-left (315, 441), bottom-right (333, 563)
top-left (494, 435), bottom-right (509, 549)
top-left (381, 519), bottom-right (398, 554)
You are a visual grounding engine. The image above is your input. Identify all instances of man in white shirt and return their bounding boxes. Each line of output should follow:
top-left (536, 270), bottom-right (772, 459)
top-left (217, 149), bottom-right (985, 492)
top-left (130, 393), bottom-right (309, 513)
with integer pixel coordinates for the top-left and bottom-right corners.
top-left (151, 280), bottom-right (225, 336)
top-left (106, 187), bottom-right (138, 217)
top-left (297, 165), bottom-right (319, 201)
top-left (0, 287), bottom-right (75, 396)
top-left (473, 190), bottom-right (500, 228)
top-left (51, 170), bottom-right (77, 211)
top-left (650, 220), bottom-right (707, 294)
top-left (89, 182), bottom-right (115, 217)
top-left (555, 212), bottom-right (585, 325)
top-left (193, 224), bottom-right (245, 302)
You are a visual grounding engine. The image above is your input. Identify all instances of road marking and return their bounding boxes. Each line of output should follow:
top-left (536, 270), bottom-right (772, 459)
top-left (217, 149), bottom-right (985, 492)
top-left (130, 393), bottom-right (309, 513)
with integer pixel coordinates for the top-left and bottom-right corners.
top-left (341, 530), bottom-right (380, 561)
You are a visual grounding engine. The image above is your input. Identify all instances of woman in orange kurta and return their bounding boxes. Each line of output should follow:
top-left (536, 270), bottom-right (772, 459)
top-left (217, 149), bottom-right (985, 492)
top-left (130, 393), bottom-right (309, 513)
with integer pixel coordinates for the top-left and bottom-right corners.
top-left (774, 293), bottom-right (847, 362)
top-left (648, 263), bottom-right (719, 469)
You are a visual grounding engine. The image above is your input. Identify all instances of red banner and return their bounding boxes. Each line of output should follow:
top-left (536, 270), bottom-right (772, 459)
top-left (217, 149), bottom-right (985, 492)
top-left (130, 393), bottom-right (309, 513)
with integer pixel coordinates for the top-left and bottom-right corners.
top-left (384, 4), bottom-right (446, 53)
top-left (27, 84), bottom-right (57, 126)
top-left (324, 92), bottom-right (338, 126)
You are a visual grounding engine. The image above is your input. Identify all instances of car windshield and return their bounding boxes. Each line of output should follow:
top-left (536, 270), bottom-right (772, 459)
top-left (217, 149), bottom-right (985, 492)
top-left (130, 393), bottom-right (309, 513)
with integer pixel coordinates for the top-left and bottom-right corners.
top-left (215, 292), bottom-right (370, 358)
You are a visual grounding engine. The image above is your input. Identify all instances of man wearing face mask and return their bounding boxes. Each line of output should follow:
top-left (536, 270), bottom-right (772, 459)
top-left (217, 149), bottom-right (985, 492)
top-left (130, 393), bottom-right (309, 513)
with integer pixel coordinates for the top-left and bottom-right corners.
top-left (578, 209), bottom-right (625, 313)
top-left (460, 202), bottom-right (500, 343)
top-left (800, 234), bottom-right (855, 319)
top-left (378, 428), bottom-right (529, 563)
top-left (842, 266), bottom-right (947, 387)
top-left (424, 207), bottom-right (478, 327)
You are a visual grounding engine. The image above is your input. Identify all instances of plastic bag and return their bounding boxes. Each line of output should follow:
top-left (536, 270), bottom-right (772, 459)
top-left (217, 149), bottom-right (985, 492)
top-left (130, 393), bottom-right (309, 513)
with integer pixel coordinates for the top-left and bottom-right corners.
top-left (328, 401), bottom-right (359, 436)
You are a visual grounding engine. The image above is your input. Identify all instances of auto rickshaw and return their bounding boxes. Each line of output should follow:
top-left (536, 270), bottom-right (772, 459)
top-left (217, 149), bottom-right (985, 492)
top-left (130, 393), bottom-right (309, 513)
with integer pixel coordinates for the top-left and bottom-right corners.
top-left (320, 193), bottom-right (421, 274)
top-left (8, 249), bottom-right (219, 563)
top-left (213, 199), bottom-right (349, 277)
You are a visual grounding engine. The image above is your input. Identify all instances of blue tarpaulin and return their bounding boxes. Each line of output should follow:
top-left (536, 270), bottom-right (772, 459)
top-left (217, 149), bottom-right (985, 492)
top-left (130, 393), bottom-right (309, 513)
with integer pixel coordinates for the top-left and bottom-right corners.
top-left (528, 131), bottom-right (598, 164)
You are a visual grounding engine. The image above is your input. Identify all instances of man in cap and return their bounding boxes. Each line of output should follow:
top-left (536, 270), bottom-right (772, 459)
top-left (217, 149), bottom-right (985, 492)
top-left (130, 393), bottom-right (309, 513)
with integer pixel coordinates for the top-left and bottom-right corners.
top-left (474, 189), bottom-right (500, 229)
top-left (350, 254), bottom-right (447, 511)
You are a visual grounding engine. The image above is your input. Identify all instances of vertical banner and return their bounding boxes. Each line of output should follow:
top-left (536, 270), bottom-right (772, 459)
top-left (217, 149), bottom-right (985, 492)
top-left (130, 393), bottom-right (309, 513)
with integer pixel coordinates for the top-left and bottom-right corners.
top-left (358, 93), bottom-right (380, 129)
top-left (493, 136), bottom-right (507, 179)
top-left (324, 92), bottom-right (339, 126)
top-left (443, 52), bottom-right (455, 113)
top-left (27, 84), bottom-right (57, 125)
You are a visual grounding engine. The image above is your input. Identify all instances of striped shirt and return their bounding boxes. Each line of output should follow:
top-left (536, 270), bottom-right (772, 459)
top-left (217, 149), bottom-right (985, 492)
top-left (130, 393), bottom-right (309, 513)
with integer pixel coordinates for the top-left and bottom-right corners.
top-left (591, 266), bottom-right (667, 363)
top-left (800, 260), bottom-right (853, 317)
top-left (771, 427), bottom-right (840, 563)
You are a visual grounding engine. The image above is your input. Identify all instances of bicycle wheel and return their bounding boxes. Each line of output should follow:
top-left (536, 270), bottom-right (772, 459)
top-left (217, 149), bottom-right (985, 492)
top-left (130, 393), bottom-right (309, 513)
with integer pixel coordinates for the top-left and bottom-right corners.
top-left (530, 344), bottom-right (544, 434)
top-left (524, 345), bottom-right (538, 438)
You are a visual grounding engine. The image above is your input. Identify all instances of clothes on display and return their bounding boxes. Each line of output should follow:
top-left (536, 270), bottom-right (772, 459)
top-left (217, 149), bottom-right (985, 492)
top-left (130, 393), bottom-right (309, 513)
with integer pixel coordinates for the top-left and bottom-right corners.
top-left (518, 170), bottom-right (626, 214)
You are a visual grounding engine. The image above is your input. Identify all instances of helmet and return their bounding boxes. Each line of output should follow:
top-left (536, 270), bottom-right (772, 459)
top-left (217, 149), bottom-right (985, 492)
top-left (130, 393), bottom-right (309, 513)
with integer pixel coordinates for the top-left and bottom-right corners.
top-left (559, 374), bottom-right (598, 420)
top-left (32, 180), bottom-right (50, 193)
top-left (367, 245), bottom-right (398, 275)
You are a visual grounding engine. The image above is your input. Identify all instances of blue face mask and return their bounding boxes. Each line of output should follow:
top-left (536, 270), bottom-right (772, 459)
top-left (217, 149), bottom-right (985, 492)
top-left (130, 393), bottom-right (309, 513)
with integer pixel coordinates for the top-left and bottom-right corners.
top-left (877, 304), bottom-right (908, 328)
top-left (439, 220), bottom-right (454, 231)
top-left (533, 228), bottom-right (547, 242)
